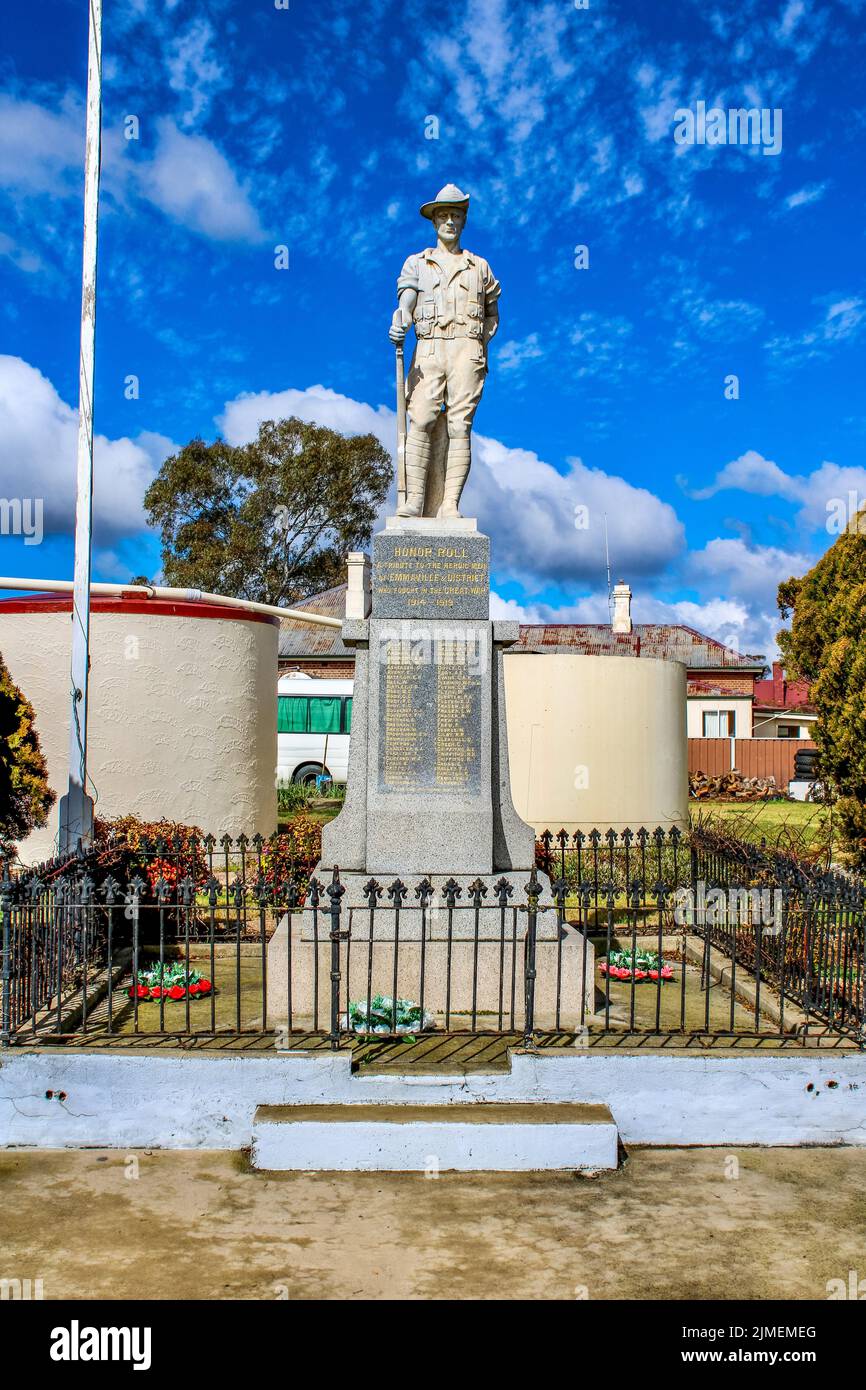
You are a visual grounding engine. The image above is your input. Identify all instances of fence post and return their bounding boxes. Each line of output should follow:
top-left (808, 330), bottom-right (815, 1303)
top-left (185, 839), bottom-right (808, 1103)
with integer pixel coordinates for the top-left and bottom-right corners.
top-left (523, 867), bottom-right (541, 1046)
top-left (0, 873), bottom-right (12, 1047)
top-left (327, 866), bottom-right (346, 1049)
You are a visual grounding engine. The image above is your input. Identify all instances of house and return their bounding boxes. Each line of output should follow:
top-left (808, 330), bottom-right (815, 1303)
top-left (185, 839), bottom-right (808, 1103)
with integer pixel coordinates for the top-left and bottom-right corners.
top-left (277, 577), bottom-right (782, 828)
top-left (279, 584), bottom-right (354, 678)
top-left (279, 579), bottom-right (767, 737)
top-left (752, 661), bottom-right (817, 740)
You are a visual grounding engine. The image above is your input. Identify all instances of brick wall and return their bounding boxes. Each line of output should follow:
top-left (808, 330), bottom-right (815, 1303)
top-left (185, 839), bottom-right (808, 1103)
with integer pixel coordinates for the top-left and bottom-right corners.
top-left (687, 673), bottom-right (755, 697)
top-left (278, 659), bottom-right (356, 679)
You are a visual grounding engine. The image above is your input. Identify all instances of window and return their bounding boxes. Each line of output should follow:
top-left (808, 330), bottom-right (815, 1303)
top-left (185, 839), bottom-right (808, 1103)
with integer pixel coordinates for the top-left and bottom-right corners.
top-left (278, 695), bottom-right (352, 735)
top-left (703, 709), bottom-right (736, 737)
top-left (278, 696), bottom-right (309, 733)
top-left (777, 724), bottom-right (803, 739)
top-left (309, 697), bottom-right (342, 734)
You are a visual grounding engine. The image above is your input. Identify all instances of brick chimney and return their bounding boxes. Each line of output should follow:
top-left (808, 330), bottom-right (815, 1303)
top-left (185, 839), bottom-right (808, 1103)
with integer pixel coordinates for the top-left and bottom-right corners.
top-left (612, 580), bottom-right (632, 634)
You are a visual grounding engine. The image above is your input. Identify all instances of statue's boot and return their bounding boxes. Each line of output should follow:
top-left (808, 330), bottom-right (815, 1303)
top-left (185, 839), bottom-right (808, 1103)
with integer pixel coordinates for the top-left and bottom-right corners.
top-left (397, 432), bottom-right (430, 517)
top-left (437, 438), bottom-right (471, 519)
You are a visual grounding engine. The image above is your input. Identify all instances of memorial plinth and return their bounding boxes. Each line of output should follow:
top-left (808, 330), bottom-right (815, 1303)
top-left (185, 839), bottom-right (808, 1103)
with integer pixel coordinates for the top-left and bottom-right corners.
top-left (267, 516), bottom-right (594, 1028)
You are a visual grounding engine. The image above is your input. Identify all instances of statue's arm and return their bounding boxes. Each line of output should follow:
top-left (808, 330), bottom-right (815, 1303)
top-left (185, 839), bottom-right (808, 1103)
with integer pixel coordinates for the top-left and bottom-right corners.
top-left (389, 287), bottom-right (417, 343)
top-left (390, 255), bottom-right (420, 343)
top-left (483, 302), bottom-right (499, 348)
top-left (482, 262), bottom-right (501, 350)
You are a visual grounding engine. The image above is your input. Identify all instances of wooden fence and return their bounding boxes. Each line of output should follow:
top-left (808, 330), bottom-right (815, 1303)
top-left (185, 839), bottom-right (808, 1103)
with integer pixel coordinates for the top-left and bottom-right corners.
top-left (688, 737), bottom-right (815, 787)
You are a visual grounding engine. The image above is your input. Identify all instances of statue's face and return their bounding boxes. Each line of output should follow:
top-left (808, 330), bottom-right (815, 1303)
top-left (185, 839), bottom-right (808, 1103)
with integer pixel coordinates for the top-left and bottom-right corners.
top-left (432, 206), bottom-right (466, 245)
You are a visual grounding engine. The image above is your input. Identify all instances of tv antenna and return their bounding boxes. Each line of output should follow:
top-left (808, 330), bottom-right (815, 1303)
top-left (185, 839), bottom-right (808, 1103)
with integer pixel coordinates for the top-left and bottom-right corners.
top-left (604, 513), bottom-right (614, 622)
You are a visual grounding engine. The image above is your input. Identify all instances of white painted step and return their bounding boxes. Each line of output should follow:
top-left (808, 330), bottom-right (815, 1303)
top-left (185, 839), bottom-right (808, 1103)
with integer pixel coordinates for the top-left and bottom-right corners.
top-left (250, 1102), bottom-right (619, 1172)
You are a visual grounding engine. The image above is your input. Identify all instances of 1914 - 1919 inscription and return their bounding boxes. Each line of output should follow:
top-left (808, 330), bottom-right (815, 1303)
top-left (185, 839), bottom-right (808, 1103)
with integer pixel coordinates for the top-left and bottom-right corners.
top-left (378, 631), bottom-right (483, 795)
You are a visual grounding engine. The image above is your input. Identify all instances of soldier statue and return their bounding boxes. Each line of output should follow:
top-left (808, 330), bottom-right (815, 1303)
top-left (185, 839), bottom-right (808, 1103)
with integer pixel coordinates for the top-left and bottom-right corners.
top-left (389, 183), bottom-right (500, 519)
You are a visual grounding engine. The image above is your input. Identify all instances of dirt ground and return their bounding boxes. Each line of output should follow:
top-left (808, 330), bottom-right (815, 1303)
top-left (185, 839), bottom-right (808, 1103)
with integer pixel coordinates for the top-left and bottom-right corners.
top-left (1, 1145), bottom-right (863, 1300)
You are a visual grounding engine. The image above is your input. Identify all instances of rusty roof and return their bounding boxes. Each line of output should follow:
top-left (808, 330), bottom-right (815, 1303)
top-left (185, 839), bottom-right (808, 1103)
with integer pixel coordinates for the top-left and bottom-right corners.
top-left (279, 587), bottom-right (766, 672)
top-left (515, 624), bottom-right (765, 670)
top-left (279, 585), bottom-right (350, 659)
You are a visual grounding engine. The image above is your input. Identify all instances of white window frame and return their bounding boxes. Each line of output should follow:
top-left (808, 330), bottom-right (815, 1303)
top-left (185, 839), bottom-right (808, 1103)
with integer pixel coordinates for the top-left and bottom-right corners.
top-left (702, 708), bottom-right (736, 737)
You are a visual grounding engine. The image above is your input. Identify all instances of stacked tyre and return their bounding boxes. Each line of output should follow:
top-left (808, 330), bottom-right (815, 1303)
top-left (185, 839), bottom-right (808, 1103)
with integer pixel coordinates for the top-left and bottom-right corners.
top-left (794, 747), bottom-right (819, 780)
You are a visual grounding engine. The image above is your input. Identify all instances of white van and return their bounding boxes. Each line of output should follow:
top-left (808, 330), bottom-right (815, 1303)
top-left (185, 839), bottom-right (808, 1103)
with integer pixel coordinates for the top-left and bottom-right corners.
top-left (277, 673), bottom-right (354, 784)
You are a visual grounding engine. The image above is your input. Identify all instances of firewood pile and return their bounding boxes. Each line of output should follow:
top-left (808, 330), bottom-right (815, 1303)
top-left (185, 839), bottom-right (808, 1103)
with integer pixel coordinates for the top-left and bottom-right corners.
top-left (689, 769), bottom-right (788, 801)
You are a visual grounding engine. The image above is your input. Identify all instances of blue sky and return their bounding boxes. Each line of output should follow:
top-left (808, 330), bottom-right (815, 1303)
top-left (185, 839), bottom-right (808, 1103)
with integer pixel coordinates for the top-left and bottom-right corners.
top-left (1, 0), bottom-right (865, 661)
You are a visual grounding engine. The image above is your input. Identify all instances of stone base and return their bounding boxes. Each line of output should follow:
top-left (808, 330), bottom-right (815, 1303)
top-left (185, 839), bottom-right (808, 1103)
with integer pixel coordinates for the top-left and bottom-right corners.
top-left (384, 516), bottom-right (479, 534)
top-left (301, 867), bottom-right (563, 938)
top-left (266, 868), bottom-right (595, 1031)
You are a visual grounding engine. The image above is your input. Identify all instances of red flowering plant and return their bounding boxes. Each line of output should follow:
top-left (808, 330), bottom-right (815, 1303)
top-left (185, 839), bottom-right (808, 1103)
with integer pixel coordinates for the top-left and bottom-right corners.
top-left (260, 813), bottom-right (322, 904)
top-left (95, 815), bottom-right (209, 901)
top-left (128, 961), bottom-right (213, 1001)
top-left (18, 814), bottom-right (209, 918)
top-left (600, 948), bottom-right (674, 983)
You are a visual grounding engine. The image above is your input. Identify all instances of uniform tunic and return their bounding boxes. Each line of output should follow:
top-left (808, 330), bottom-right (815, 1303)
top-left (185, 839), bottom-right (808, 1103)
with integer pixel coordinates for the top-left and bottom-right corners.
top-left (397, 246), bottom-right (501, 434)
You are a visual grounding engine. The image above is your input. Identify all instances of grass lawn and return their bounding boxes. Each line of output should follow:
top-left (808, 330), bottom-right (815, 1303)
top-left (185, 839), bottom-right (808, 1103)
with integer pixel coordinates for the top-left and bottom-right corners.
top-left (691, 798), bottom-right (837, 858)
top-left (277, 798), bottom-right (343, 833)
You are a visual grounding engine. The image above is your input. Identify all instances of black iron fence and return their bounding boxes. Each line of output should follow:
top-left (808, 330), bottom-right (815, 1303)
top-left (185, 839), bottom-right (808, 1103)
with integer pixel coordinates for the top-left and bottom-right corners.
top-left (1, 826), bottom-right (864, 1048)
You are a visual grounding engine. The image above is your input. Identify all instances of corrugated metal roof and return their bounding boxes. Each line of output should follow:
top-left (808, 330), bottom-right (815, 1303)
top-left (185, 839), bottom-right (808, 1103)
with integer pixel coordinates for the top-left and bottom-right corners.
top-left (279, 585), bottom-right (350, 659)
top-left (279, 587), bottom-right (766, 672)
top-left (515, 624), bottom-right (765, 670)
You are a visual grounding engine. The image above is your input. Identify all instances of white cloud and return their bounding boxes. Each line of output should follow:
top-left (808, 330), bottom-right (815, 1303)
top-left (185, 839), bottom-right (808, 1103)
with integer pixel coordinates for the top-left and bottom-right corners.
top-left (684, 449), bottom-right (798, 502)
top-left (489, 591), bottom-right (538, 622)
top-left (464, 437), bottom-right (685, 590)
top-left (0, 356), bottom-right (175, 540)
top-left (134, 118), bottom-right (267, 243)
top-left (218, 381), bottom-right (686, 590)
top-left (0, 93), bottom-right (82, 197)
top-left (0, 94), bottom-right (265, 247)
top-left (218, 383), bottom-right (395, 455)
top-left (638, 75), bottom-right (685, 143)
top-left (654, 263), bottom-right (764, 346)
top-left (490, 589), bottom-right (611, 624)
top-left (823, 297), bottom-right (865, 341)
top-left (490, 584), bottom-right (778, 661)
top-left (0, 359), bottom-right (811, 663)
top-left (766, 295), bottom-right (866, 366)
top-left (778, 0), bottom-right (806, 38)
top-left (682, 448), bottom-right (866, 533)
top-left (0, 231), bottom-right (42, 275)
top-left (568, 313), bottom-right (633, 378)
top-left (165, 18), bottom-right (229, 127)
top-left (496, 332), bottom-right (543, 373)
top-left (783, 182), bottom-right (827, 211)
top-left (680, 536), bottom-right (817, 659)
top-left (685, 537), bottom-right (812, 610)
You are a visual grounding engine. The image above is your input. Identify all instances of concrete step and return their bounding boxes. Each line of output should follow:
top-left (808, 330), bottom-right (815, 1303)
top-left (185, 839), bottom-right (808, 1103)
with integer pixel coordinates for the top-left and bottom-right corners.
top-left (250, 1102), bottom-right (619, 1172)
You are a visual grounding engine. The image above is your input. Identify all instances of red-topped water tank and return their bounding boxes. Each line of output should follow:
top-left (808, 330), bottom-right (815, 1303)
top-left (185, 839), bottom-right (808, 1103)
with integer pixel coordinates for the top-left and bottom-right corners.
top-left (0, 592), bottom-right (278, 865)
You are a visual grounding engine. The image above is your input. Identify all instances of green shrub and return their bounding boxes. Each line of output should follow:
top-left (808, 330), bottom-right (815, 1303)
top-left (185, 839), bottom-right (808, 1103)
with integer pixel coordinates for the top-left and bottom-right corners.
top-left (0, 651), bottom-right (54, 851)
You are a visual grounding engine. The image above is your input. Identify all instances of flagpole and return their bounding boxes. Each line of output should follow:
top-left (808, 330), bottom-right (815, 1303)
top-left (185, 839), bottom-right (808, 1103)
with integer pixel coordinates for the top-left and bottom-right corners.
top-left (59, 0), bottom-right (103, 853)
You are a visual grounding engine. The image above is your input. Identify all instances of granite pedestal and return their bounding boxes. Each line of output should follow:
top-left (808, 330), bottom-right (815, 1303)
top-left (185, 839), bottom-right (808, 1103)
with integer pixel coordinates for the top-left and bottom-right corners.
top-left (267, 517), bottom-right (594, 1030)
